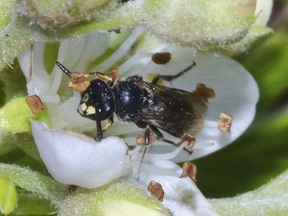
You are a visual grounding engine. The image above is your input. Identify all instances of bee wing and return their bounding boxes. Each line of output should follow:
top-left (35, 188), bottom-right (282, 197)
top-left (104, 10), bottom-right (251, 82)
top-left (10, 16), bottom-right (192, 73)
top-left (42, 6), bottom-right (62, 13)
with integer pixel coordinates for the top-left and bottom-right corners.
top-left (140, 84), bottom-right (208, 137)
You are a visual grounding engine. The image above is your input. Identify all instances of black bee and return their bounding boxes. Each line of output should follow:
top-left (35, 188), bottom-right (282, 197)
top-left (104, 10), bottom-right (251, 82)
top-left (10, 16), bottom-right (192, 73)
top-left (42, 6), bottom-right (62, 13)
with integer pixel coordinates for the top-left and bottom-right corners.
top-left (56, 60), bottom-right (215, 149)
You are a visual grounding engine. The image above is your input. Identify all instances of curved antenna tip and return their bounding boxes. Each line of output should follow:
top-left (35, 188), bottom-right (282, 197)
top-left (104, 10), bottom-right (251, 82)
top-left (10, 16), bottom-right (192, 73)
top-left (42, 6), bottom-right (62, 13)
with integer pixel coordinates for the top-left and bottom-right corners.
top-left (56, 61), bottom-right (72, 78)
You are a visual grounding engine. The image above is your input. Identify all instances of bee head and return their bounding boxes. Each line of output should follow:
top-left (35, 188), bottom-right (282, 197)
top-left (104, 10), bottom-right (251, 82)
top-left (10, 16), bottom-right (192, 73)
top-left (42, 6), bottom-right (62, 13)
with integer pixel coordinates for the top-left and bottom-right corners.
top-left (56, 61), bottom-right (116, 122)
top-left (78, 79), bottom-right (115, 121)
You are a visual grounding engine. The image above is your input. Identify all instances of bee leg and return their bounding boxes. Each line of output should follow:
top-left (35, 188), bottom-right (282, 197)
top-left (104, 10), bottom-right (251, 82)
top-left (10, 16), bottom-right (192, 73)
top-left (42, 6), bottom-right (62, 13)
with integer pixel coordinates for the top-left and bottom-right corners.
top-left (137, 126), bottom-right (152, 180)
top-left (144, 126), bottom-right (151, 145)
top-left (149, 125), bottom-right (194, 155)
top-left (102, 115), bottom-right (114, 132)
top-left (91, 68), bottom-right (120, 84)
top-left (95, 108), bottom-right (103, 141)
top-left (151, 61), bottom-right (196, 85)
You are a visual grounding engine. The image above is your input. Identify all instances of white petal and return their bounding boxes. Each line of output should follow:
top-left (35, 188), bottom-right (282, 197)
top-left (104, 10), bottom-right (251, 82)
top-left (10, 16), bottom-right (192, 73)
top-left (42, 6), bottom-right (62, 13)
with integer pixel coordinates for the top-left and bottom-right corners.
top-left (255, 0), bottom-right (273, 26)
top-left (174, 52), bottom-right (259, 161)
top-left (114, 49), bottom-right (259, 162)
top-left (31, 120), bottom-right (131, 188)
top-left (135, 161), bottom-right (219, 216)
top-left (57, 31), bottom-right (111, 72)
top-left (95, 27), bottom-right (144, 72)
top-left (18, 43), bottom-right (60, 103)
top-left (47, 92), bottom-right (95, 131)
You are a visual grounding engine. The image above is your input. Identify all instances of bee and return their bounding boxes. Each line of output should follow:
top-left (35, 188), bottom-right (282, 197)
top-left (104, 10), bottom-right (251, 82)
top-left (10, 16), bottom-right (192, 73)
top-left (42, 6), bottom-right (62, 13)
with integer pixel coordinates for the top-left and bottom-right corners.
top-left (56, 60), bottom-right (215, 150)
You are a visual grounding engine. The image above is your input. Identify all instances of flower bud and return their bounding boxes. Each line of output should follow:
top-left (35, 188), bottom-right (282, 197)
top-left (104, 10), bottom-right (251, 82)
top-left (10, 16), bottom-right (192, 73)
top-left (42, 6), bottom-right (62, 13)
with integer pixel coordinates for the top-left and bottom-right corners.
top-left (16, 0), bottom-right (117, 28)
top-left (60, 182), bottom-right (170, 216)
top-left (142, 0), bottom-right (273, 52)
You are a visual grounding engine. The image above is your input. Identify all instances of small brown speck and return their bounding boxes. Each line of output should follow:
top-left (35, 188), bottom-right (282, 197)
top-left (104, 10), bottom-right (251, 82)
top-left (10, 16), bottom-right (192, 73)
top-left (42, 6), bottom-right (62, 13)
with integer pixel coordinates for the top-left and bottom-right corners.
top-left (176, 133), bottom-right (196, 148)
top-left (147, 180), bottom-right (164, 202)
top-left (26, 95), bottom-right (46, 114)
top-left (193, 83), bottom-right (215, 102)
top-left (180, 162), bottom-right (197, 183)
top-left (108, 28), bottom-right (121, 34)
top-left (218, 112), bottom-right (233, 133)
top-left (152, 52), bottom-right (171, 65)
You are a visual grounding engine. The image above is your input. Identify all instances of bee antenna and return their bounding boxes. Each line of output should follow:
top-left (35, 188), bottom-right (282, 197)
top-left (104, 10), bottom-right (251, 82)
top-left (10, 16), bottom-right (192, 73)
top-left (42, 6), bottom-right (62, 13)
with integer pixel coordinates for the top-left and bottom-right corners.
top-left (56, 61), bottom-right (72, 78)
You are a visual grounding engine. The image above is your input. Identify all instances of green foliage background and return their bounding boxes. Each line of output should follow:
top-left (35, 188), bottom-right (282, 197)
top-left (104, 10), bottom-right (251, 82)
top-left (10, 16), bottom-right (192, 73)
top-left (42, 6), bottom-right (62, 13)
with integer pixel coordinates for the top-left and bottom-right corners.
top-left (195, 1), bottom-right (288, 198)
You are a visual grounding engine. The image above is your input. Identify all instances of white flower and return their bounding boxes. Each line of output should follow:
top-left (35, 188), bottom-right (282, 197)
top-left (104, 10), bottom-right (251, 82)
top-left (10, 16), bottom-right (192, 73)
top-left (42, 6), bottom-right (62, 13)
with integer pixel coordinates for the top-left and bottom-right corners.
top-left (30, 120), bottom-right (131, 188)
top-left (18, 27), bottom-right (258, 215)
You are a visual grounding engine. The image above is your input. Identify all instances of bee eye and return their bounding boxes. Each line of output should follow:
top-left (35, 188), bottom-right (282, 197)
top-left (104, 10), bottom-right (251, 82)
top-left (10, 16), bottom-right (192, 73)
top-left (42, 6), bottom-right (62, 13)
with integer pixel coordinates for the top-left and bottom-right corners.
top-left (82, 93), bottom-right (89, 102)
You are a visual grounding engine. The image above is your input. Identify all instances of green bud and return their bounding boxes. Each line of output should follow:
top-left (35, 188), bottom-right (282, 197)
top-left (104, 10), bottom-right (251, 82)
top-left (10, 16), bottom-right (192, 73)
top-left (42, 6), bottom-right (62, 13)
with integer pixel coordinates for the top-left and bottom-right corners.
top-left (0, 176), bottom-right (17, 215)
top-left (16, 0), bottom-right (118, 28)
top-left (60, 182), bottom-right (171, 216)
top-left (142, 0), bottom-right (272, 52)
top-left (0, 97), bottom-right (49, 133)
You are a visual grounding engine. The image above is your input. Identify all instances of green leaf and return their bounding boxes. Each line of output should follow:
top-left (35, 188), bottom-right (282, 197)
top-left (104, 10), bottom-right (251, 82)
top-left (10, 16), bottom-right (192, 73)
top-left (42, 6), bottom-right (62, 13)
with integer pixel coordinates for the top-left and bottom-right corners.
top-left (0, 163), bottom-right (68, 205)
top-left (237, 29), bottom-right (288, 112)
top-left (0, 97), bottom-right (49, 133)
top-left (210, 168), bottom-right (288, 215)
top-left (12, 192), bottom-right (57, 216)
top-left (0, 131), bottom-right (16, 156)
top-left (194, 29), bottom-right (288, 199)
top-left (0, 1), bottom-right (16, 30)
top-left (0, 61), bottom-right (27, 108)
top-left (0, 176), bottom-right (17, 215)
top-left (195, 104), bottom-right (288, 198)
top-left (0, 21), bottom-right (32, 71)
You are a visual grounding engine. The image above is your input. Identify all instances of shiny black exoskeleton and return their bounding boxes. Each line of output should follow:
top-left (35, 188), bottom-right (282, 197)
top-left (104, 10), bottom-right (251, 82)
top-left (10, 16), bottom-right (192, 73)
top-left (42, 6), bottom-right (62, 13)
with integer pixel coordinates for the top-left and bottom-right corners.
top-left (114, 75), bottom-right (150, 122)
top-left (56, 61), bottom-right (213, 147)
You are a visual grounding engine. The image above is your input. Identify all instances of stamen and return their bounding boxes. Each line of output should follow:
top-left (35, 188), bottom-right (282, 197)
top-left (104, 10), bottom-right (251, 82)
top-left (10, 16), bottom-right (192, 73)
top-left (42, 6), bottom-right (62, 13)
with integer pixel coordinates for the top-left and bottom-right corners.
top-left (204, 113), bottom-right (233, 133)
top-left (134, 162), bottom-right (179, 178)
top-left (132, 142), bottom-right (187, 161)
top-left (50, 65), bottom-right (65, 95)
top-left (180, 162), bottom-right (197, 183)
top-left (28, 44), bottom-right (33, 82)
top-left (129, 145), bottom-right (142, 155)
top-left (118, 52), bottom-right (151, 76)
top-left (104, 124), bottom-right (140, 136)
top-left (124, 136), bottom-right (214, 149)
top-left (97, 27), bottom-right (143, 71)
top-left (26, 95), bottom-right (46, 114)
top-left (218, 112), bottom-right (233, 132)
top-left (203, 119), bottom-right (219, 128)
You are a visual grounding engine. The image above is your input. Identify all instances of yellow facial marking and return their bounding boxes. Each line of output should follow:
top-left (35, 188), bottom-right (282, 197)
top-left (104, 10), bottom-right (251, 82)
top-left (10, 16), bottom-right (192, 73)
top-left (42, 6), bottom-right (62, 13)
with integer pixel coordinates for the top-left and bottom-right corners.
top-left (79, 103), bottom-right (87, 112)
top-left (82, 93), bottom-right (89, 102)
top-left (86, 106), bottom-right (96, 115)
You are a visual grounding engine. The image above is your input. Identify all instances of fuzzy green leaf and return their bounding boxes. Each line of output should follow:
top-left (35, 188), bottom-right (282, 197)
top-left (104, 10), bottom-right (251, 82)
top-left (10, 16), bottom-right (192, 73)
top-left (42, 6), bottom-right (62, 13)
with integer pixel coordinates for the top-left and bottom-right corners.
top-left (210, 168), bottom-right (288, 215)
top-left (0, 1), bottom-right (16, 30)
top-left (0, 163), bottom-right (68, 205)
